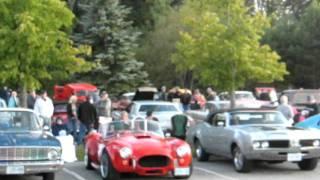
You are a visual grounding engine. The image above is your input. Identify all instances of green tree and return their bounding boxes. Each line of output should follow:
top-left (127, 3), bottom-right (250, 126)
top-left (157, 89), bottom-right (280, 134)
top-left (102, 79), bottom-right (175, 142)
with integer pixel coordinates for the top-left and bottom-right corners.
top-left (120, 0), bottom-right (172, 31)
top-left (73, 0), bottom-right (148, 93)
top-left (137, 10), bottom-right (189, 88)
top-left (264, 1), bottom-right (320, 88)
top-left (173, 0), bottom-right (287, 107)
top-left (0, 0), bottom-right (90, 107)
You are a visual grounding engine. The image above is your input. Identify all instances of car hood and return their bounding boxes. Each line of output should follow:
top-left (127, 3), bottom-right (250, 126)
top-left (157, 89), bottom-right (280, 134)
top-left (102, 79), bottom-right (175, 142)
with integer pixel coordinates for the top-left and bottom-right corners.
top-left (117, 133), bottom-right (172, 156)
top-left (236, 125), bottom-right (320, 140)
top-left (0, 131), bottom-right (60, 147)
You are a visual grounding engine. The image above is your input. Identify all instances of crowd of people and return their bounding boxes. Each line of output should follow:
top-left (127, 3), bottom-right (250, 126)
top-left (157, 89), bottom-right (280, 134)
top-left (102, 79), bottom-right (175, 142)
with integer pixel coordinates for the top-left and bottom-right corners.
top-left (158, 86), bottom-right (219, 111)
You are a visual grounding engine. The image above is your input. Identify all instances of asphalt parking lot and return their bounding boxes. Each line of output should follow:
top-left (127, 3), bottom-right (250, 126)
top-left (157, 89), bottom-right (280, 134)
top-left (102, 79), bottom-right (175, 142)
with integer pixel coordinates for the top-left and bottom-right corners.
top-left (4, 157), bottom-right (320, 180)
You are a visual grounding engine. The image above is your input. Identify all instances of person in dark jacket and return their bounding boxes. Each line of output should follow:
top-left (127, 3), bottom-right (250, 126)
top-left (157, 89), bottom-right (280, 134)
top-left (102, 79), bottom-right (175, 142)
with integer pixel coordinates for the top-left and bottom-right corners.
top-left (77, 96), bottom-right (98, 144)
top-left (27, 90), bottom-right (37, 109)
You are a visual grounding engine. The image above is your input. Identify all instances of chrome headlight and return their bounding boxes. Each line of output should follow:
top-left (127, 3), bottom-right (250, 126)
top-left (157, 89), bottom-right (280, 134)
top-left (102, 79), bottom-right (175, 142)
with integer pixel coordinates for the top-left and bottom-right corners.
top-left (48, 150), bottom-right (59, 160)
top-left (176, 145), bottom-right (191, 158)
top-left (252, 142), bottom-right (261, 149)
top-left (119, 147), bottom-right (132, 159)
top-left (261, 141), bottom-right (269, 148)
top-left (313, 140), bottom-right (320, 147)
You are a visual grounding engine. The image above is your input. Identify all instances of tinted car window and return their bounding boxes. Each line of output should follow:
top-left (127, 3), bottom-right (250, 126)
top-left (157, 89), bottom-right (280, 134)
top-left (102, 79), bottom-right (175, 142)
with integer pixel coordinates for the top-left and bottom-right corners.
top-left (139, 105), bottom-right (178, 112)
top-left (0, 111), bottom-right (41, 131)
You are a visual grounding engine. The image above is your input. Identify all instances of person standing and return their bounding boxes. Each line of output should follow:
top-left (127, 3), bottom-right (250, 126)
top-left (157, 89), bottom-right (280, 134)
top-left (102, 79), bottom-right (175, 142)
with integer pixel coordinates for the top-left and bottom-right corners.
top-left (0, 86), bottom-right (9, 105)
top-left (8, 91), bottom-right (19, 108)
top-left (180, 89), bottom-right (192, 111)
top-left (67, 95), bottom-right (79, 141)
top-left (78, 96), bottom-right (98, 144)
top-left (27, 90), bottom-right (37, 109)
top-left (158, 86), bottom-right (168, 101)
top-left (34, 90), bottom-right (54, 125)
top-left (96, 91), bottom-right (112, 118)
top-left (192, 89), bottom-right (206, 109)
top-left (276, 95), bottom-right (294, 125)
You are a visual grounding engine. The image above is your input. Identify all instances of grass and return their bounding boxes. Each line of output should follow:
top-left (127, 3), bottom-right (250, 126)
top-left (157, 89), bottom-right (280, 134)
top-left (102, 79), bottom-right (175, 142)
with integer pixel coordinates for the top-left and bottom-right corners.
top-left (76, 144), bottom-right (85, 161)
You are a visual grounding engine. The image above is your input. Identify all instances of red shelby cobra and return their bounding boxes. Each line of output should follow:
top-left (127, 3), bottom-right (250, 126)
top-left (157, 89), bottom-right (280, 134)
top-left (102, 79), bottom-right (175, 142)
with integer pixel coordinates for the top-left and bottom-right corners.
top-left (84, 120), bottom-right (193, 179)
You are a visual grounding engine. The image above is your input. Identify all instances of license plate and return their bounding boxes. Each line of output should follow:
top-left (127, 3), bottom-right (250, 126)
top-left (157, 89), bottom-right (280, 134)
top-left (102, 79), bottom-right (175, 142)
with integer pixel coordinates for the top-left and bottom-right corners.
top-left (6, 165), bottom-right (25, 175)
top-left (174, 167), bottom-right (190, 176)
top-left (287, 153), bottom-right (302, 162)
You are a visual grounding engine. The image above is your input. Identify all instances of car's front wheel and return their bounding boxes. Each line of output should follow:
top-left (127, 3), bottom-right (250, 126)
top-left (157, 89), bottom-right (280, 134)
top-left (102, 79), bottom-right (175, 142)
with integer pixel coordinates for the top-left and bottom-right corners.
top-left (232, 146), bottom-right (252, 173)
top-left (43, 173), bottom-right (55, 180)
top-left (195, 140), bottom-right (209, 161)
top-left (298, 158), bottom-right (318, 170)
top-left (100, 151), bottom-right (120, 180)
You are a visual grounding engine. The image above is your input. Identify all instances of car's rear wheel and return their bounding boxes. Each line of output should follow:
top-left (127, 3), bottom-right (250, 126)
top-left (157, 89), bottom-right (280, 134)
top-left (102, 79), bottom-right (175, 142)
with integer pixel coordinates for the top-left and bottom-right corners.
top-left (43, 173), bottom-right (55, 180)
top-left (100, 151), bottom-right (120, 180)
top-left (298, 158), bottom-right (318, 170)
top-left (232, 146), bottom-right (252, 173)
top-left (195, 140), bottom-right (209, 161)
top-left (84, 147), bottom-right (94, 170)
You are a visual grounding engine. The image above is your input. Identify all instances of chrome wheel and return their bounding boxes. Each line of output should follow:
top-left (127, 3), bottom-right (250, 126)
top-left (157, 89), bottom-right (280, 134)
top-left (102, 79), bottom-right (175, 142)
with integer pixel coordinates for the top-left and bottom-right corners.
top-left (234, 149), bottom-right (244, 171)
top-left (84, 149), bottom-right (88, 167)
top-left (100, 153), bottom-right (109, 179)
top-left (196, 145), bottom-right (202, 159)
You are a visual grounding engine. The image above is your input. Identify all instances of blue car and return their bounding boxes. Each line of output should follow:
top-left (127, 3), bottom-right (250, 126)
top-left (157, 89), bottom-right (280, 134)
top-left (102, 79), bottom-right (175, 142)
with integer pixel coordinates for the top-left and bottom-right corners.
top-left (295, 115), bottom-right (320, 129)
top-left (0, 108), bottom-right (63, 180)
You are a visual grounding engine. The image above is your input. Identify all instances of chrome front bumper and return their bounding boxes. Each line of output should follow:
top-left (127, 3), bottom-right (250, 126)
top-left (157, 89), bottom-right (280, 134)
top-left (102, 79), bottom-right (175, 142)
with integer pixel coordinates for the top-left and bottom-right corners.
top-left (0, 160), bottom-right (64, 175)
top-left (246, 147), bottom-right (320, 161)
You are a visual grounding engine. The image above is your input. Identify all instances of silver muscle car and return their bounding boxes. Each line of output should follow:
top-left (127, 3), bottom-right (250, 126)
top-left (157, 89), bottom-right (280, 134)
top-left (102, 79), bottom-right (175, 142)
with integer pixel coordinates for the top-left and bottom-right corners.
top-left (186, 108), bottom-right (320, 172)
top-left (0, 108), bottom-right (63, 180)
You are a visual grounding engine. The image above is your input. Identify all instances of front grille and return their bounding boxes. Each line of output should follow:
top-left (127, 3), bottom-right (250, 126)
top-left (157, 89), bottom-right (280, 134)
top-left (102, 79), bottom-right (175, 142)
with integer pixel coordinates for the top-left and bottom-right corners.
top-left (300, 140), bottom-right (314, 147)
top-left (0, 147), bottom-right (50, 161)
top-left (269, 140), bottom-right (290, 148)
top-left (139, 156), bottom-right (169, 168)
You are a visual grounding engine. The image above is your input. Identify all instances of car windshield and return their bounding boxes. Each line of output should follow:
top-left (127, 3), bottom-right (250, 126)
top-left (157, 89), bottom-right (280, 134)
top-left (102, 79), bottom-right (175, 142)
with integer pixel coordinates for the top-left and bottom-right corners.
top-left (139, 104), bottom-right (178, 112)
top-left (0, 111), bottom-right (41, 132)
top-left (220, 92), bottom-right (256, 101)
top-left (286, 92), bottom-right (320, 104)
top-left (230, 111), bottom-right (287, 125)
top-left (103, 120), bottom-right (164, 138)
top-left (235, 93), bottom-right (256, 100)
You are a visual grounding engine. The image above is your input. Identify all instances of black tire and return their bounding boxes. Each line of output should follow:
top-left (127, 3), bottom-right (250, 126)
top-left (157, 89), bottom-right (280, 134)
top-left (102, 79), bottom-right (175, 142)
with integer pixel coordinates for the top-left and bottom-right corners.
top-left (173, 163), bottom-right (193, 179)
top-left (232, 146), bottom-right (252, 173)
top-left (43, 173), bottom-right (55, 180)
top-left (84, 147), bottom-right (94, 170)
top-left (298, 158), bottom-right (318, 171)
top-left (100, 151), bottom-right (120, 180)
top-left (194, 140), bottom-right (209, 161)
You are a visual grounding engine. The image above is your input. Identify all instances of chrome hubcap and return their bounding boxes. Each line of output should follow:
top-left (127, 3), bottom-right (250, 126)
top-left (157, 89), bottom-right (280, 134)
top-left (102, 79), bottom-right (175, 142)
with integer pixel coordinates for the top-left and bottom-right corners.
top-left (84, 149), bottom-right (89, 167)
top-left (234, 149), bottom-right (243, 170)
top-left (196, 144), bottom-right (202, 158)
top-left (100, 154), bottom-right (108, 178)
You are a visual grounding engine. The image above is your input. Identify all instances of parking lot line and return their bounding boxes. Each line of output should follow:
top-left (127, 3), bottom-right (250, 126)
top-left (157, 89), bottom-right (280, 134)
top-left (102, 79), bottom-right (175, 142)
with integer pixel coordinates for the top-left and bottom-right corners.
top-left (63, 168), bottom-right (87, 180)
top-left (194, 166), bottom-right (238, 180)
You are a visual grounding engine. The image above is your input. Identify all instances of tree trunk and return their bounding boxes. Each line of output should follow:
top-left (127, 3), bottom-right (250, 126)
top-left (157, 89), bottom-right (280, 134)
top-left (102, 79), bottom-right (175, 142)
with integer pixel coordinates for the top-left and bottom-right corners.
top-left (230, 90), bottom-right (236, 109)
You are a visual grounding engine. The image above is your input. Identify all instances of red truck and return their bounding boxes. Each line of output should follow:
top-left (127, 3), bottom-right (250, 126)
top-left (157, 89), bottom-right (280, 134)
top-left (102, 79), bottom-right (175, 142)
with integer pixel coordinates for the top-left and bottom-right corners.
top-left (54, 83), bottom-right (98, 103)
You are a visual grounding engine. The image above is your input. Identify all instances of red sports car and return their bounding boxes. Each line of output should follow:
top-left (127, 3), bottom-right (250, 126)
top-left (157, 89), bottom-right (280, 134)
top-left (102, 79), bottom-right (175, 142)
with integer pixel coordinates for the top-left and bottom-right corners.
top-left (84, 120), bottom-right (193, 179)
